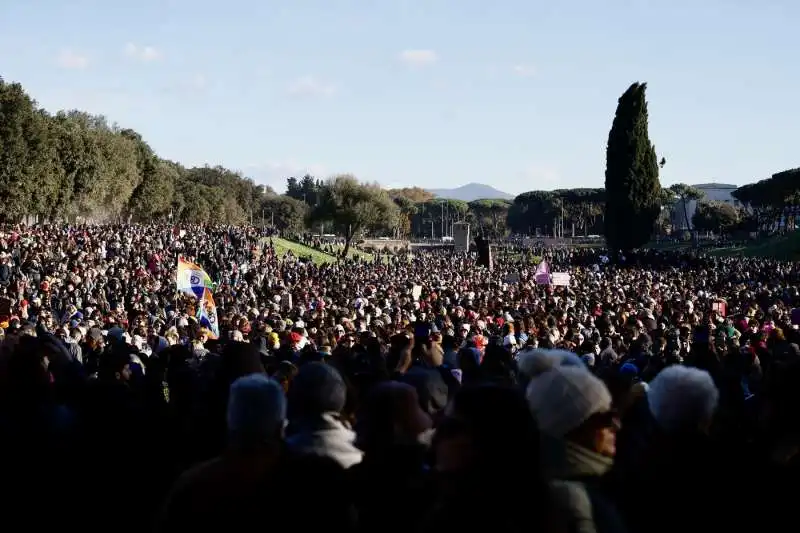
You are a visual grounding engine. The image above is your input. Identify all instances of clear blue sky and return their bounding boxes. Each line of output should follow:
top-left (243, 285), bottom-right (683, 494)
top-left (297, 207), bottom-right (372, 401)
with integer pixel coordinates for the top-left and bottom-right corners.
top-left (1, 0), bottom-right (798, 194)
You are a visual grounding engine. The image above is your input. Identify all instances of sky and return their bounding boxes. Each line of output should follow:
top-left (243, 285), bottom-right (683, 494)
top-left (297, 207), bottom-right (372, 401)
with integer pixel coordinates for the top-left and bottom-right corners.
top-left (1, 0), bottom-right (798, 195)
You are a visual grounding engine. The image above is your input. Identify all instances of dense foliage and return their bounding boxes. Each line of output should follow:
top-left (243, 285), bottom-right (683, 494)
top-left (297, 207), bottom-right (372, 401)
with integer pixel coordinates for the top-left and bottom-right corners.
top-left (311, 175), bottom-right (399, 255)
top-left (732, 168), bottom-right (800, 232)
top-left (604, 82), bottom-right (662, 251)
top-left (1, 77), bottom-right (796, 240)
top-left (692, 201), bottom-right (741, 234)
top-left (507, 189), bottom-right (605, 237)
top-left (0, 78), bottom-right (273, 224)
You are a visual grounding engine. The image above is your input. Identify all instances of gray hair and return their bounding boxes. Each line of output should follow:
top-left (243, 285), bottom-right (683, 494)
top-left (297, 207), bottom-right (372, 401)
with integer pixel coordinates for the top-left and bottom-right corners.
top-left (647, 366), bottom-right (719, 433)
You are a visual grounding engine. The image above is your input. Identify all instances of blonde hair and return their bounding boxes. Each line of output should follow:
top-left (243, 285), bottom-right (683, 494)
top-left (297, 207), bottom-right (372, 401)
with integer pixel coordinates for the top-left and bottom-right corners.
top-left (164, 326), bottom-right (179, 344)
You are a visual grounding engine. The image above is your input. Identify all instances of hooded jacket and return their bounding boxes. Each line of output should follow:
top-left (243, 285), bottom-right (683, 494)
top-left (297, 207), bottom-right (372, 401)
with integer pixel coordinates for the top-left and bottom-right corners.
top-left (286, 412), bottom-right (363, 468)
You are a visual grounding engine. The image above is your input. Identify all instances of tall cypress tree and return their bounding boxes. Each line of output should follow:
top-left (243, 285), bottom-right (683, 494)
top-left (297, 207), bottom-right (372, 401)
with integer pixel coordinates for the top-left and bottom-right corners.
top-left (604, 82), bottom-right (661, 252)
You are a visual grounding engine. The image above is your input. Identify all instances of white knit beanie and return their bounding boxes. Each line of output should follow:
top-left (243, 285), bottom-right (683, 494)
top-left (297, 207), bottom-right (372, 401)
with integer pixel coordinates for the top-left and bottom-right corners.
top-left (526, 365), bottom-right (612, 438)
top-left (227, 374), bottom-right (287, 442)
top-left (517, 348), bottom-right (584, 380)
top-left (647, 365), bottom-right (718, 433)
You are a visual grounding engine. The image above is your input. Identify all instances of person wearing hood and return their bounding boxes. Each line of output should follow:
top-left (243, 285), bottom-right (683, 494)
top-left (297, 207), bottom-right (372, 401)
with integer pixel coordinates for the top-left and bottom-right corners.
top-left (159, 373), bottom-right (356, 533)
top-left (526, 365), bottom-right (627, 533)
top-left (285, 362), bottom-right (363, 468)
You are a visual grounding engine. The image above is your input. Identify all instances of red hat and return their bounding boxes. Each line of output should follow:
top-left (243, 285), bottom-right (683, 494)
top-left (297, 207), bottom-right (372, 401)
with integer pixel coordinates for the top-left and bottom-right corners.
top-left (473, 335), bottom-right (488, 349)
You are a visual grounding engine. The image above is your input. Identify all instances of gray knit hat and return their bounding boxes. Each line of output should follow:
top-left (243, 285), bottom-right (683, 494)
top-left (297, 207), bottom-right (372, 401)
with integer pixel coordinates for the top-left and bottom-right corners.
top-left (517, 348), bottom-right (584, 380)
top-left (526, 365), bottom-right (612, 438)
top-left (227, 373), bottom-right (287, 441)
top-left (287, 362), bottom-right (347, 417)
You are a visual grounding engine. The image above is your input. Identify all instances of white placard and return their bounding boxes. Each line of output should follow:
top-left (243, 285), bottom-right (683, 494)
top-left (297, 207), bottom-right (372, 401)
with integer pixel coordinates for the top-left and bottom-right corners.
top-left (411, 285), bottom-right (423, 301)
top-left (552, 272), bottom-right (571, 286)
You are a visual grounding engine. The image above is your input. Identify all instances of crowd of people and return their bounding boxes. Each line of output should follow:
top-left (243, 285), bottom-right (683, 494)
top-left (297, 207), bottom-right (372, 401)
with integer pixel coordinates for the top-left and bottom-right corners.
top-left (1, 223), bottom-right (799, 533)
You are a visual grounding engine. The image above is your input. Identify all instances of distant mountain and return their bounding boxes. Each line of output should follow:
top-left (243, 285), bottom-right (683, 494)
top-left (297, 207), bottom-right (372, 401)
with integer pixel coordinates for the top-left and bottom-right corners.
top-left (427, 183), bottom-right (514, 202)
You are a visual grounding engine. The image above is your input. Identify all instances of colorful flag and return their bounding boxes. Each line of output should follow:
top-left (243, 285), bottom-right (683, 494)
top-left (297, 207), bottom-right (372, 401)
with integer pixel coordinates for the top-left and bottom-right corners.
top-left (177, 257), bottom-right (213, 299)
top-left (197, 287), bottom-right (219, 340)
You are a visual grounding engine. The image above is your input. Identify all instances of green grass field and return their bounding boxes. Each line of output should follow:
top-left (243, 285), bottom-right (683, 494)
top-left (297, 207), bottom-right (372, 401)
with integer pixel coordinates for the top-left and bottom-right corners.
top-left (328, 243), bottom-right (376, 262)
top-left (647, 241), bottom-right (693, 251)
top-left (501, 253), bottom-right (544, 264)
top-left (269, 238), bottom-right (337, 265)
top-left (264, 233), bottom-right (800, 265)
top-left (708, 232), bottom-right (800, 261)
top-left (638, 235), bottom-right (800, 261)
top-left (265, 237), bottom-right (378, 265)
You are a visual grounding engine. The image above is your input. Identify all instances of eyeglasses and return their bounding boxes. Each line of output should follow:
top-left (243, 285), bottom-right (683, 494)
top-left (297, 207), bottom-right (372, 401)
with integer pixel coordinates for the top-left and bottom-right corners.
top-left (588, 409), bottom-right (621, 429)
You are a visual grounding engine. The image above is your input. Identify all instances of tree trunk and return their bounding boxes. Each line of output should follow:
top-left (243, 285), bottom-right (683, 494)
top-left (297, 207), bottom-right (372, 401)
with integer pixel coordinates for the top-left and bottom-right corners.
top-left (342, 236), bottom-right (351, 259)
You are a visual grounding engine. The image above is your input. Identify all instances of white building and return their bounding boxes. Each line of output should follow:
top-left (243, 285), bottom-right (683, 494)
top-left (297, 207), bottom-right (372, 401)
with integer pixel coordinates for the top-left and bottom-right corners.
top-left (671, 183), bottom-right (740, 230)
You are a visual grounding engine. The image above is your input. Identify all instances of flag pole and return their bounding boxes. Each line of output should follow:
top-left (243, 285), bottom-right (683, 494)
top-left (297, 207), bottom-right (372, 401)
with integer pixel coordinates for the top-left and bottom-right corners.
top-left (175, 255), bottom-right (180, 327)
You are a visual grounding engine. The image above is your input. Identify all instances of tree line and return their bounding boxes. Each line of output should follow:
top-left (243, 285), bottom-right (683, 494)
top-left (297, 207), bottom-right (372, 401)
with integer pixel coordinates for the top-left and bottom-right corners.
top-left (0, 77), bottom-right (274, 224)
top-left (2, 76), bottom-right (798, 250)
top-left (732, 168), bottom-right (800, 232)
top-left (600, 82), bottom-right (799, 249)
top-left (242, 169), bottom-right (800, 246)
